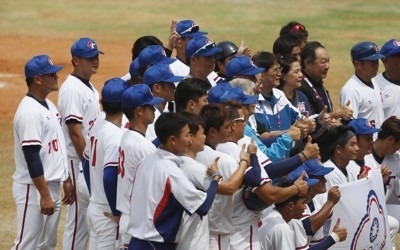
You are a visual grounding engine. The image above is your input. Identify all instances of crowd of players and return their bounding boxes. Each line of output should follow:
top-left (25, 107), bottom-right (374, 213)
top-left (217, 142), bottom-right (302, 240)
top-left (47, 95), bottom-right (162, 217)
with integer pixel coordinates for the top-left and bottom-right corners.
top-left (12, 19), bottom-right (400, 250)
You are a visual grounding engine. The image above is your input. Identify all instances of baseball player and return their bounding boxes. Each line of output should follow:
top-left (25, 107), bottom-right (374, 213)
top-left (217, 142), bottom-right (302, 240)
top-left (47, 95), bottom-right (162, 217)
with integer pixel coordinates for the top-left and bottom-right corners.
top-left (128, 112), bottom-right (220, 249)
top-left (12, 55), bottom-right (73, 249)
top-left (116, 84), bottom-right (164, 247)
top-left (85, 78), bottom-right (128, 250)
top-left (340, 42), bottom-right (385, 128)
top-left (373, 39), bottom-right (400, 119)
top-left (58, 37), bottom-right (103, 250)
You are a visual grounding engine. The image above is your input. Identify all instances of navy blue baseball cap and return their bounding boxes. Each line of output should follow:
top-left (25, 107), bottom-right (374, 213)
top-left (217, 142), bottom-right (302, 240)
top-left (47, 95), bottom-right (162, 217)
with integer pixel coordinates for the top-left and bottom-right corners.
top-left (121, 83), bottom-right (164, 109)
top-left (220, 86), bottom-right (259, 105)
top-left (143, 64), bottom-right (184, 86)
top-left (380, 39), bottom-right (400, 58)
top-left (300, 159), bottom-right (334, 177)
top-left (71, 37), bottom-right (104, 58)
top-left (25, 54), bottom-right (63, 78)
top-left (347, 118), bottom-right (381, 135)
top-left (351, 42), bottom-right (384, 61)
top-left (129, 58), bottom-right (140, 77)
top-left (225, 56), bottom-right (265, 78)
top-left (208, 82), bottom-right (232, 103)
top-left (176, 20), bottom-right (208, 38)
top-left (185, 36), bottom-right (222, 59)
top-left (138, 45), bottom-right (175, 68)
top-left (101, 78), bottom-right (129, 103)
top-left (287, 166), bottom-right (320, 186)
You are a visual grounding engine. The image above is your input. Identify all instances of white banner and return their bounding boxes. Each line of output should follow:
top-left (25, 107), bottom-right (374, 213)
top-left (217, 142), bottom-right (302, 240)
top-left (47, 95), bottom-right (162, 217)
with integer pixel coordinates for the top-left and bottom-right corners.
top-left (328, 169), bottom-right (391, 250)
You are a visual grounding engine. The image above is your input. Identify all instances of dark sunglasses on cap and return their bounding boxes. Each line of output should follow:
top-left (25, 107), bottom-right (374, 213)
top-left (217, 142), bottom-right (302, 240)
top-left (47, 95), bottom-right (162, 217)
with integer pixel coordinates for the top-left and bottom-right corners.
top-left (38, 72), bottom-right (58, 78)
top-left (290, 24), bottom-right (306, 33)
top-left (192, 42), bottom-right (216, 57)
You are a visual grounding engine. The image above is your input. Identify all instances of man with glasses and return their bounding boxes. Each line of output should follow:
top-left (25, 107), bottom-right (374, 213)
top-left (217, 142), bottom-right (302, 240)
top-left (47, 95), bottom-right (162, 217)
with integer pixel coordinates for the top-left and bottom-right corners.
top-left (12, 55), bottom-right (74, 249)
top-left (340, 42), bottom-right (385, 129)
top-left (373, 39), bottom-right (400, 119)
top-left (58, 37), bottom-right (103, 250)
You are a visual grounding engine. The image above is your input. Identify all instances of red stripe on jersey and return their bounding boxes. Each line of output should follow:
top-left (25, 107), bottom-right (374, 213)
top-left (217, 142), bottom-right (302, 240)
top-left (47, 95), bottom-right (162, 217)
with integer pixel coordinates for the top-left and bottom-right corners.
top-left (65, 114), bottom-right (83, 122)
top-left (296, 244), bottom-right (309, 250)
top-left (104, 161), bottom-right (119, 168)
top-left (218, 234), bottom-right (221, 250)
top-left (213, 75), bottom-right (221, 82)
top-left (249, 225), bottom-right (253, 250)
top-left (153, 178), bottom-right (171, 223)
top-left (22, 139), bottom-right (41, 144)
top-left (261, 159), bottom-right (271, 165)
top-left (15, 184), bottom-right (30, 250)
top-left (70, 160), bottom-right (79, 248)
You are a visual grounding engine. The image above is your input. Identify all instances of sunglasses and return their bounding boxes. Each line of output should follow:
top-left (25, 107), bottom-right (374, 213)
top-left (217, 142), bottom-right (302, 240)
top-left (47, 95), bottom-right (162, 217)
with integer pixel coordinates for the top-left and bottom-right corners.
top-left (192, 42), bottom-right (216, 57)
top-left (38, 72), bottom-right (58, 78)
top-left (290, 24), bottom-right (306, 33)
top-left (232, 116), bottom-right (246, 123)
top-left (179, 25), bottom-right (200, 36)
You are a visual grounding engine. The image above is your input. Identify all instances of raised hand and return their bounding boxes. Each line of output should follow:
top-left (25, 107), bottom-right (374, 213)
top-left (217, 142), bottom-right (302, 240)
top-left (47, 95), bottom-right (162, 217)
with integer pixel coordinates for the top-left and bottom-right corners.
top-left (302, 135), bottom-right (320, 160)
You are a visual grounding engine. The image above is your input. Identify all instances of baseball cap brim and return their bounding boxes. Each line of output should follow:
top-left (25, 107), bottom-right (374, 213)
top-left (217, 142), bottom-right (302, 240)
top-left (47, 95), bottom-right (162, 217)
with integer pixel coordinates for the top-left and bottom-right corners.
top-left (197, 47), bottom-right (222, 57)
top-left (78, 50), bottom-right (104, 59)
top-left (147, 96), bottom-right (164, 106)
top-left (307, 178), bottom-right (320, 186)
top-left (163, 75), bottom-right (184, 84)
top-left (309, 166), bottom-right (334, 177)
top-left (181, 31), bottom-right (208, 38)
top-left (243, 95), bottom-right (259, 105)
top-left (358, 127), bottom-right (382, 135)
top-left (159, 57), bottom-right (177, 65)
top-left (358, 54), bottom-right (385, 61)
top-left (242, 67), bottom-right (265, 76)
top-left (44, 65), bottom-right (64, 74)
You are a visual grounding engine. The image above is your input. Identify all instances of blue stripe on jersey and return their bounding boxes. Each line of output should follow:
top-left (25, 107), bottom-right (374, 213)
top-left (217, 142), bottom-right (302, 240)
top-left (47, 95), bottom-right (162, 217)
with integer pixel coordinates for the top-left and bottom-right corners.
top-left (153, 178), bottom-right (185, 243)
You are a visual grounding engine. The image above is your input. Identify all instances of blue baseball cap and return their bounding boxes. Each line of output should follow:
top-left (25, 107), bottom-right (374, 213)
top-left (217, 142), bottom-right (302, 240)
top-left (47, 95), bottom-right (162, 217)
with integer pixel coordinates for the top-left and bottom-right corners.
top-left (351, 42), bottom-right (384, 61)
top-left (225, 56), bottom-right (265, 78)
top-left (208, 82), bottom-right (232, 103)
top-left (287, 166), bottom-right (320, 186)
top-left (121, 84), bottom-right (164, 109)
top-left (129, 58), bottom-right (140, 77)
top-left (101, 78), bottom-right (129, 103)
top-left (176, 20), bottom-right (208, 38)
top-left (220, 86), bottom-right (259, 105)
top-left (25, 55), bottom-right (63, 78)
top-left (185, 36), bottom-right (222, 59)
top-left (347, 118), bottom-right (381, 135)
top-left (138, 45), bottom-right (176, 68)
top-left (71, 37), bottom-right (104, 58)
top-left (380, 39), bottom-right (400, 58)
top-left (300, 159), bottom-right (334, 177)
top-left (143, 64), bottom-right (184, 86)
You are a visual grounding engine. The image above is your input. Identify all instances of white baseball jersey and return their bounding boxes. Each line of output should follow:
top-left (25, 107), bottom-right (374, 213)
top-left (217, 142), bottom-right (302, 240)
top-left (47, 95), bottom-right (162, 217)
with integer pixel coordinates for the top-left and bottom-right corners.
top-left (58, 74), bottom-right (101, 158)
top-left (13, 96), bottom-right (68, 184)
top-left (169, 58), bottom-right (221, 86)
top-left (373, 73), bottom-right (400, 119)
top-left (117, 129), bottom-right (157, 214)
top-left (345, 160), bottom-right (361, 183)
top-left (288, 219), bottom-right (309, 250)
top-left (121, 72), bottom-right (130, 81)
top-left (340, 74), bottom-right (384, 128)
top-left (216, 141), bottom-right (271, 250)
top-left (301, 194), bottom-right (328, 246)
top-left (324, 159), bottom-right (349, 190)
top-left (145, 107), bottom-right (162, 142)
top-left (87, 119), bottom-right (123, 204)
top-left (177, 156), bottom-right (211, 250)
top-left (238, 136), bottom-right (272, 168)
top-left (258, 210), bottom-right (296, 250)
top-left (128, 148), bottom-right (207, 243)
top-left (195, 145), bottom-right (239, 235)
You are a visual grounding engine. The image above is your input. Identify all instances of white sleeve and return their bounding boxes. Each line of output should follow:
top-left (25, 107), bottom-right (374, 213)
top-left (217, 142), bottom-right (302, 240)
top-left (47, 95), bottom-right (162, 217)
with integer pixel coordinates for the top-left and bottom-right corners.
top-left (103, 135), bottom-right (120, 168)
top-left (180, 160), bottom-right (211, 191)
top-left (267, 224), bottom-right (296, 250)
top-left (15, 111), bottom-right (43, 147)
top-left (339, 84), bottom-right (359, 118)
top-left (58, 87), bottom-right (84, 123)
top-left (169, 167), bottom-right (207, 215)
top-left (289, 219), bottom-right (310, 250)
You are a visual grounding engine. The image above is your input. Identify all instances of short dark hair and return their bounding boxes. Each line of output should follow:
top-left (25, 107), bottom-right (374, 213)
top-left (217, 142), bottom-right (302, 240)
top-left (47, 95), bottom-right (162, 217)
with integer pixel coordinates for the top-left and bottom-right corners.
top-left (26, 77), bottom-right (34, 87)
top-left (252, 51), bottom-right (277, 72)
top-left (155, 112), bottom-right (189, 145)
top-left (181, 112), bottom-right (206, 135)
top-left (174, 78), bottom-right (212, 113)
top-left (199, 104), bottom-right (230, 135)
top-left (221, 100), bottom-right (242, 120)
top-left (131, 35), bottom-right (163, 61)
top-left (122, 107), bottom-right (136, 120)
top-left (279, 21), bottom-right (308, 42)
top-left (301, 41), bottom-right (324, 68)
top-left (101, 101), bottom-right (122, 115)
top-left (273, 36), bottom-right (301, 59)
top-left (378, 116), bottom-right (400, 142)
top-left (274, 178), bottom-right (304, 209)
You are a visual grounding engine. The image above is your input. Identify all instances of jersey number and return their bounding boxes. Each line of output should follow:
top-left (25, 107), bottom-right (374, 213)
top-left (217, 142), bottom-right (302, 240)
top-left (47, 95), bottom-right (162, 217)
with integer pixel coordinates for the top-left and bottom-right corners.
top-left (48, 139), bottom-right (59, 154)
top-left (118, 147), bottom-right (125, 178)
top-left (89, 136), bottom-right (98, 167)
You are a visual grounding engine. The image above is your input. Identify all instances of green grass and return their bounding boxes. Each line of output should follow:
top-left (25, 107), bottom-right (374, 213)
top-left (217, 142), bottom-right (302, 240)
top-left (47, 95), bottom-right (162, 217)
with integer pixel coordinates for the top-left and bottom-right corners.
top-left (1, 0), bottom-right (400, 249)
